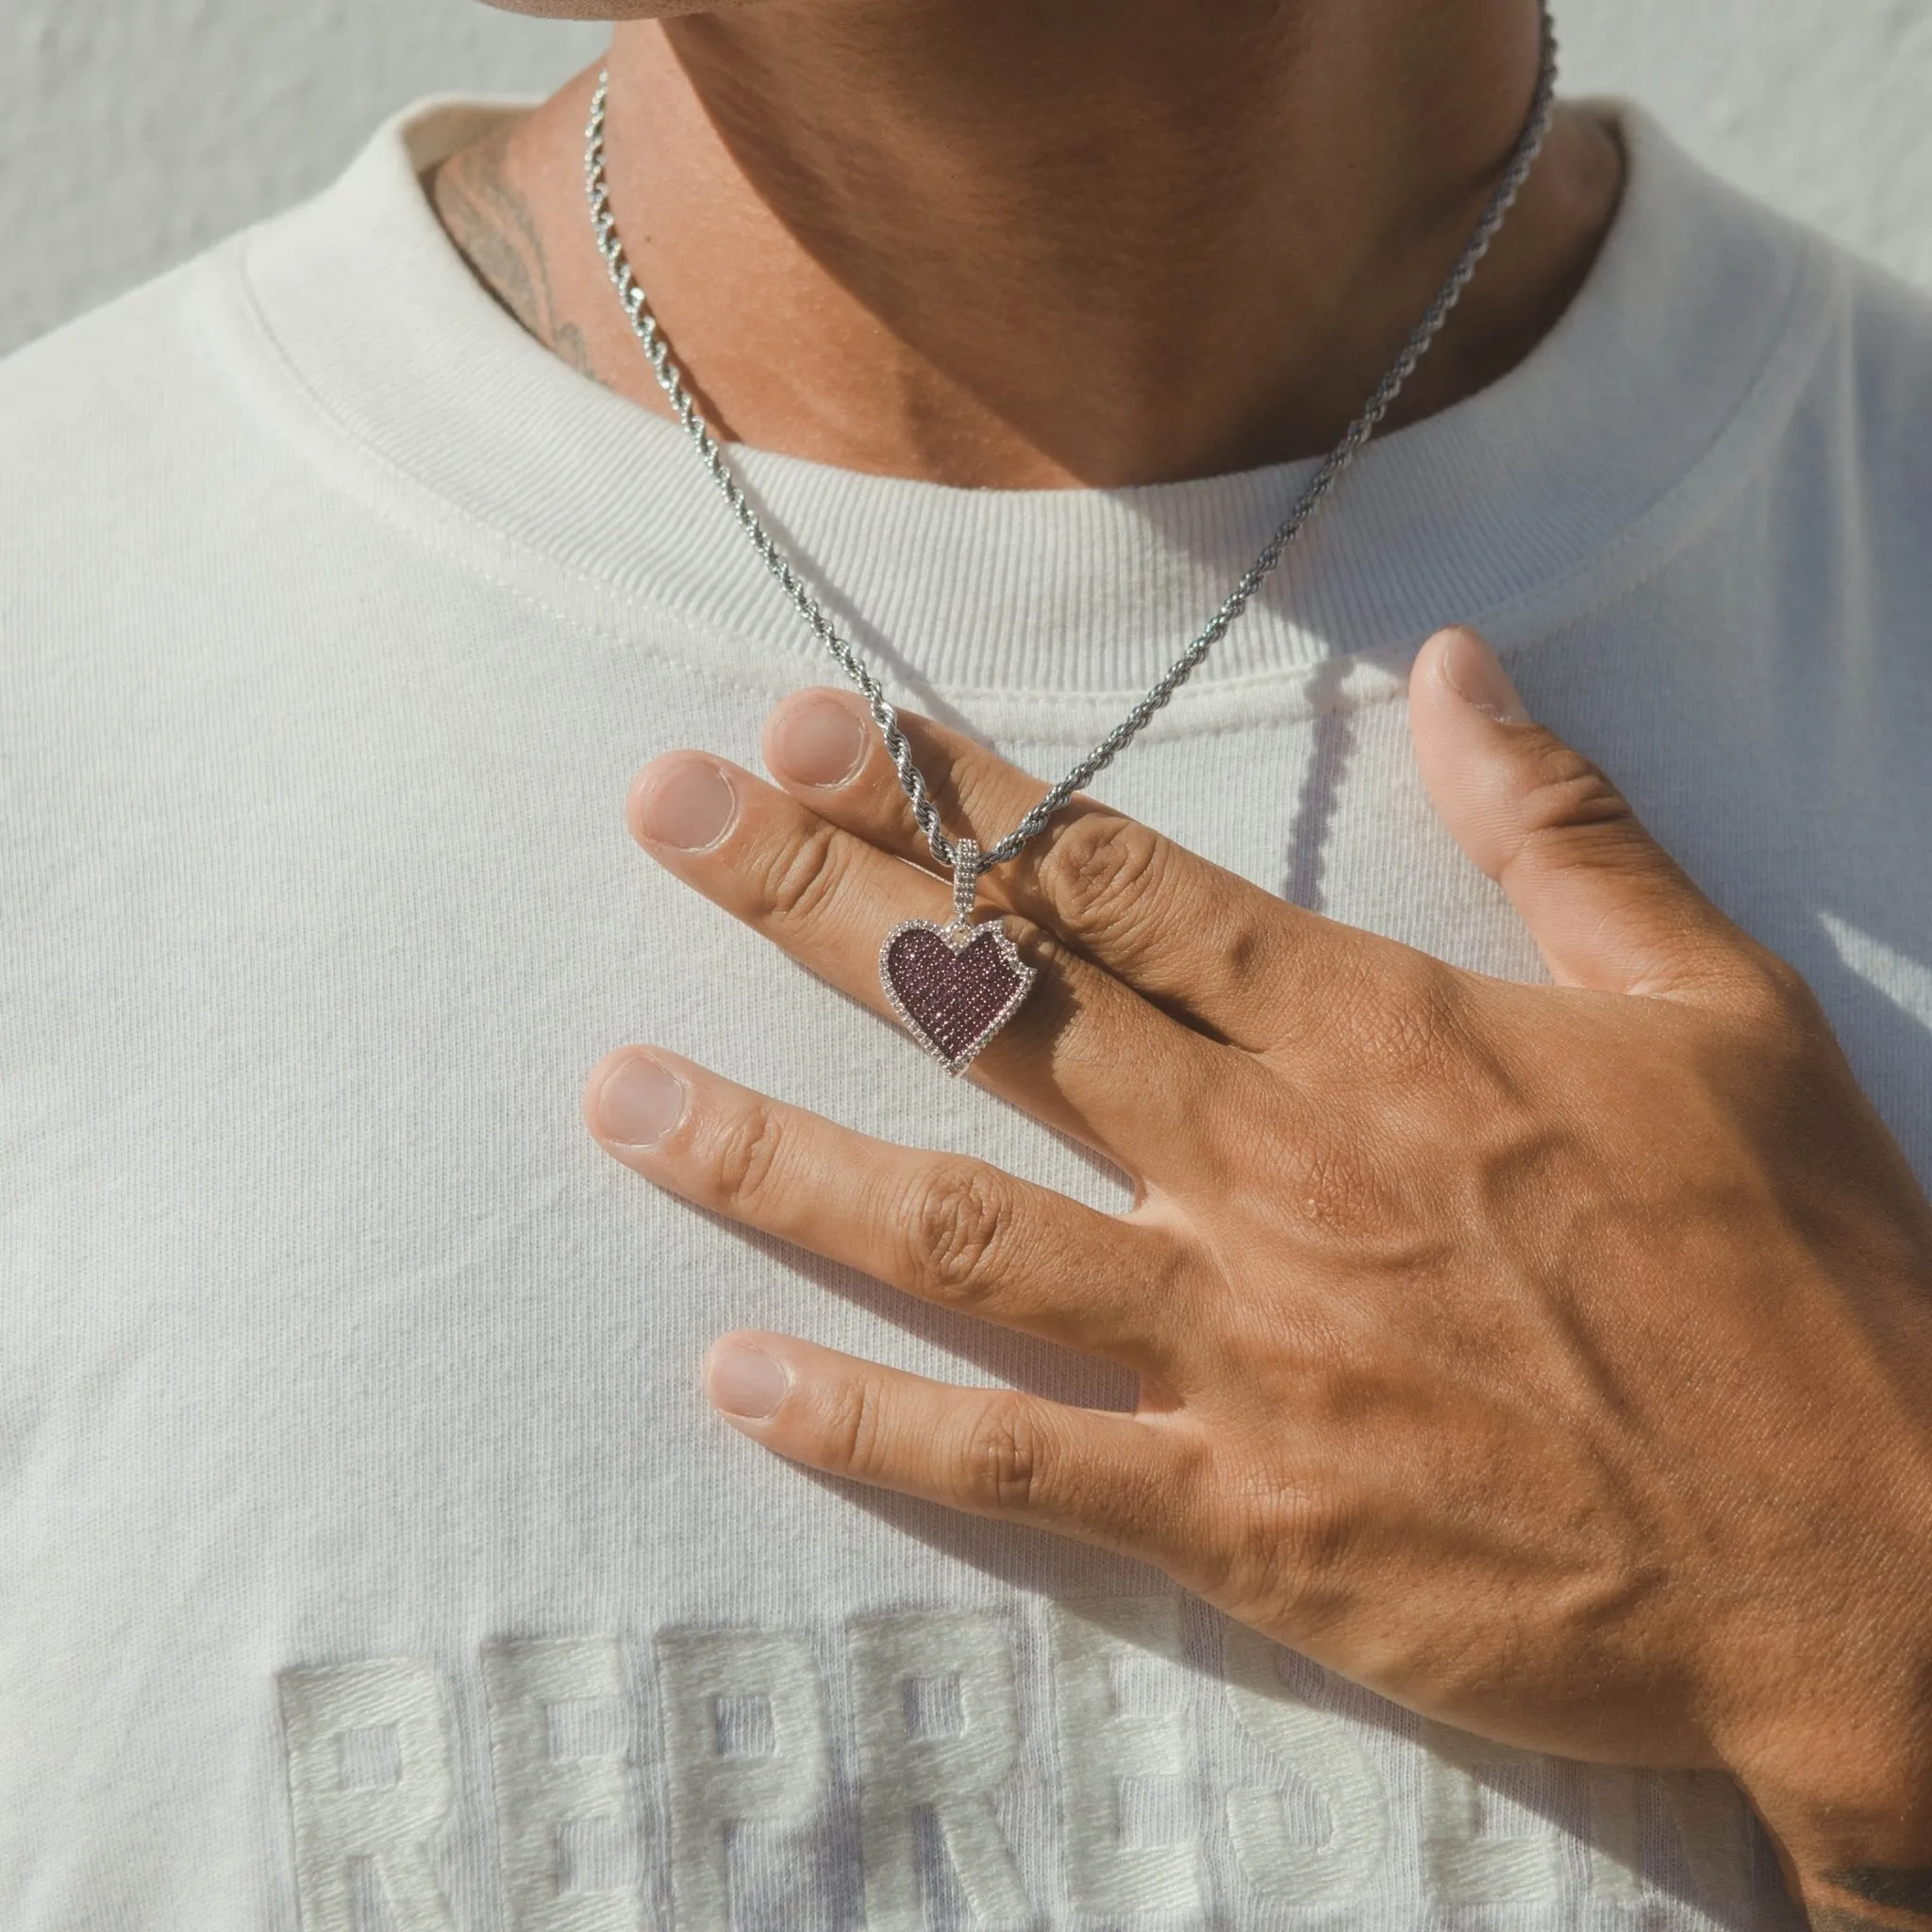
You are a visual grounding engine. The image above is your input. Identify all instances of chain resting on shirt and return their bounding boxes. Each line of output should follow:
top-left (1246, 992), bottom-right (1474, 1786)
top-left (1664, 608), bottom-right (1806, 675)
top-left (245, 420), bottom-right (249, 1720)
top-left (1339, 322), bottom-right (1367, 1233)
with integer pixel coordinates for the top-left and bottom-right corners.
top-left (582, 11), bottom-right (1557, 878)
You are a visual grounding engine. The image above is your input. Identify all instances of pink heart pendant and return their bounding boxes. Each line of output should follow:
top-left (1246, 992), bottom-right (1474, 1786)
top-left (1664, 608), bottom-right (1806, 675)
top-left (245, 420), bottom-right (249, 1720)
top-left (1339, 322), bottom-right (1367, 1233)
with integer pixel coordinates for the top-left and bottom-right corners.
top-left (879, 918), bottom-right (1037, 1075)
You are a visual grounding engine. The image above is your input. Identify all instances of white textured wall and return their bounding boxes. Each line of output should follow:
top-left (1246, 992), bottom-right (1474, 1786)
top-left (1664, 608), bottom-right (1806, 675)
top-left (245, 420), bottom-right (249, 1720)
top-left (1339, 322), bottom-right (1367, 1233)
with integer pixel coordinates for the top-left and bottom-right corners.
top-left (1557, 0), bottom-right (1932, 291)
top-left (1, 0), bottom-right (605, 358)
top-left (3, 0), bottom-right (1930, 358)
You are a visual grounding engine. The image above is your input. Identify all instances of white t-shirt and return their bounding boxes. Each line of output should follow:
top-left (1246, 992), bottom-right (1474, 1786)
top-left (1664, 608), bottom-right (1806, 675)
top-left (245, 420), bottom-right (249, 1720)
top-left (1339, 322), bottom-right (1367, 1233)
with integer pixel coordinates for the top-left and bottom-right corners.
top-left (4, 91), bottom-right (1928, 1932)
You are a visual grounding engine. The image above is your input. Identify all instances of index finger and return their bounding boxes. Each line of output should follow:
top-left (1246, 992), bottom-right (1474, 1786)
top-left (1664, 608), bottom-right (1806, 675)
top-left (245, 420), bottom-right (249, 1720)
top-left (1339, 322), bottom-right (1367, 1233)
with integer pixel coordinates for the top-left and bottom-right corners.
top-left (763, 688), bottom-right (1382, 1054)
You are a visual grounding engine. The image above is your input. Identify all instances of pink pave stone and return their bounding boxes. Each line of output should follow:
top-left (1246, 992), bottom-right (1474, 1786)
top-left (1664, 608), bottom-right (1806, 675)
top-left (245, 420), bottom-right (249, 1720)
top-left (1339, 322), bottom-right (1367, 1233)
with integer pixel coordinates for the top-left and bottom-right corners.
top-left (879, 920), bottom-right (1036, 1074)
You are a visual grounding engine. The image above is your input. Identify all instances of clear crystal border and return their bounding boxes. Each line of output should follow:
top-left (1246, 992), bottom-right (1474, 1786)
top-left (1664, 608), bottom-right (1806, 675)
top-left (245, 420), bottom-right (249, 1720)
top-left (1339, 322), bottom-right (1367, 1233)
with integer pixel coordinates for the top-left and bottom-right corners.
top-left (876, 918), bottom-right (1039, 1077)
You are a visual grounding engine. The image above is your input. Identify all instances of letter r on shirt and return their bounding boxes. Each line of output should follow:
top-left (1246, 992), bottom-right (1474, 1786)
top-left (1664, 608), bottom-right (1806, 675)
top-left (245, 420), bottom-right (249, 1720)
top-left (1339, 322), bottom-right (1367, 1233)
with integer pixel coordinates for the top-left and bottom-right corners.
top-left (279, 1657), bottom-right (461, 1932)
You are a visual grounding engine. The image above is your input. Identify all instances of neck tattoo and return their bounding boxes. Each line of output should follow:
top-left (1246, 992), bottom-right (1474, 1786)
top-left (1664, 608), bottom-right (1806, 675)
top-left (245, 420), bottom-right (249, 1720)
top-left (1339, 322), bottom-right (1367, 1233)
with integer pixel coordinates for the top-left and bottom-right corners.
top-left (583, 11), bottom-right (1559, 1073)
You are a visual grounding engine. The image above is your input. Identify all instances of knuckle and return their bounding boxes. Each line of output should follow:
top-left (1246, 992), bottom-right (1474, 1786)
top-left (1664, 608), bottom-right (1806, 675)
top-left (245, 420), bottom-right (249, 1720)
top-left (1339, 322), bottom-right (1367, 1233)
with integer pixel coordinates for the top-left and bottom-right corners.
top-left (1038, 812), bottom-right (1165, 939)
top-left (961, 1395), bottom-right (1052, 1515)
top-left (1517, 741), bottom-right (1634, 837)
top-left (1375, 958), bottom-right (1463, 1074)
top-left (1218, 913), bottom-right (1276, 998)
top-left (1263, 1481), bottom-right (1353, 1591)
top-left (708, 1099), bottom-right (788, 1212)
top-left (908, 1162), bottom-right (1011, 1306)
top-left (1506, 742), bottom-right (1645, 878)
top-left (820, 1373), bottom-right (891, 1483)
top-left (1217, 1466), bottom-right (1353, 1626)
top-left (1327, 950), bottom-right (1464, 1089)
top-left (1739, 942), bottom-right (1824, 1035)
top-left (1732, 944), bottom-right (1825, 1037)
top-left (762, 821), bottom-right (846, 924)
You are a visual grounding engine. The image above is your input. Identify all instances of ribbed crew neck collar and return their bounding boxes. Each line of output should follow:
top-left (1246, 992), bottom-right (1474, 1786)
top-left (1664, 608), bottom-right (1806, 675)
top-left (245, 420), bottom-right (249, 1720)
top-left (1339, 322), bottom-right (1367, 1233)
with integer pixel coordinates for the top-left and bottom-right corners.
top-left (236, 92), bottom-right (1829, 709)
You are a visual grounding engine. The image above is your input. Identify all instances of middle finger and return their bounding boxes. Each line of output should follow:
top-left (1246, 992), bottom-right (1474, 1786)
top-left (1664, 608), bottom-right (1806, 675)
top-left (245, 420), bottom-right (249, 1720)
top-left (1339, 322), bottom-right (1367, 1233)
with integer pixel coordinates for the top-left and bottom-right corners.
top-left (584, 1047), bottom-right (1191, 1375)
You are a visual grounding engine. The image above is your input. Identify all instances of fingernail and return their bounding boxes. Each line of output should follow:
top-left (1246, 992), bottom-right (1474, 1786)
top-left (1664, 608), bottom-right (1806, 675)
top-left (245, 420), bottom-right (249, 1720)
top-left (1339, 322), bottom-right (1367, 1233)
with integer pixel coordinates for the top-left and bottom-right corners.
top-left (768, 694), bottom-right (868, 788)
top-left (1438, 626), bottom-right (1531, 724)
top-left (707, 1341), bottom-right (791, 1421)
top-left (634, 758), bottom-right (738, 850)
top-left (594, 1053), bottom-right (687, 1149)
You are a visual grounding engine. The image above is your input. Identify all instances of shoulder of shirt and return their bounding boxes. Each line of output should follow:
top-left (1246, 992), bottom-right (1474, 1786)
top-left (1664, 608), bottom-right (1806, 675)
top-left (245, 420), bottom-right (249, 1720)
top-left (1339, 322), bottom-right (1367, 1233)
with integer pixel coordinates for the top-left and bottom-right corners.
top-left (1606, 104), bottom-right (1932, 474)
top-left (0, 94), bottom-right (535, 552)
top-left (0, 226), bottom-right (248, 471)
top-left (1819, 238), bottom-right (1932, 485)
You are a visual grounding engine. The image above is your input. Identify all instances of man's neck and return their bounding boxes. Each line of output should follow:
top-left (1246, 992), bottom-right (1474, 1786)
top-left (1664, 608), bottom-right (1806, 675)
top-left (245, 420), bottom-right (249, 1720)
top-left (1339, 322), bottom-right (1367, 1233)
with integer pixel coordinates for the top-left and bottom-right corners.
top-left (428, 0), bottom-right (1622, 490)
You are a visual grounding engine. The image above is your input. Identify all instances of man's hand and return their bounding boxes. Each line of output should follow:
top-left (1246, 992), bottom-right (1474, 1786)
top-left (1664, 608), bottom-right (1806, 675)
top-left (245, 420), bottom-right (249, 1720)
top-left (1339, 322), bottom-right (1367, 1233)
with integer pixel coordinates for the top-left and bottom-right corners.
top-left (583, 625), bottom-right (1932, 1926)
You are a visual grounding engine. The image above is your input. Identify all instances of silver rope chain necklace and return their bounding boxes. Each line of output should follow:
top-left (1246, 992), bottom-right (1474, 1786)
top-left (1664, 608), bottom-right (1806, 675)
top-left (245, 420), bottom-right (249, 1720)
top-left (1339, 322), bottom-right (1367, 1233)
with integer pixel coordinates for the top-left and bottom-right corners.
top-left (584, 11), bottom-right (1558, 1072)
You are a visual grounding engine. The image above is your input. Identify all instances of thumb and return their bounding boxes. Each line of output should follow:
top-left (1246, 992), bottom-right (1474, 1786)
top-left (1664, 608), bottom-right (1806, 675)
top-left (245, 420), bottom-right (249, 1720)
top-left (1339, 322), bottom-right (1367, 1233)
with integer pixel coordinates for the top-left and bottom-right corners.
top-left (1408, 625), bottom-right (1751, 998)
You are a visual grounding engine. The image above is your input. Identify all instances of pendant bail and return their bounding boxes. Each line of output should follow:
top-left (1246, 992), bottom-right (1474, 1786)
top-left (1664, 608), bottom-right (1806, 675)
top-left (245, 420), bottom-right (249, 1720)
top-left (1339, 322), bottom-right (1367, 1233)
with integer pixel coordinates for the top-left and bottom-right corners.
top-left (949, 839), bottom-right (982, 932)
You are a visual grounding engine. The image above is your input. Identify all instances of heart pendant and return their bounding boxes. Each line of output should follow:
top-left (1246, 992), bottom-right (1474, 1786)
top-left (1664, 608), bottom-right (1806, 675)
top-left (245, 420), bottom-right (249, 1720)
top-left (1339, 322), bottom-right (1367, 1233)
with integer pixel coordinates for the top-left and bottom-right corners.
top-left (879, 917), bottom-right (1037, 1075)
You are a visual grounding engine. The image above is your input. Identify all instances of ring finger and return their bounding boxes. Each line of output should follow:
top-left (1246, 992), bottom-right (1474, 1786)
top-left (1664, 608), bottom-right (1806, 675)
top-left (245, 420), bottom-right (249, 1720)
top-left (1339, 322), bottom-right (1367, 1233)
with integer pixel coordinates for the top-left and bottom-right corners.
top-left (700, 1327), bottom-right (1200, 1569)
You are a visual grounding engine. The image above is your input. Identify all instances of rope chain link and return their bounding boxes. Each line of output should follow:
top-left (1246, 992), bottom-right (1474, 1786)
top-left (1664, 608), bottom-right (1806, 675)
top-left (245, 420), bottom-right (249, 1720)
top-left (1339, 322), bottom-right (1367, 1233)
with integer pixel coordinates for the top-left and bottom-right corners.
top-left (584, 8), bottom-right (1557, 877)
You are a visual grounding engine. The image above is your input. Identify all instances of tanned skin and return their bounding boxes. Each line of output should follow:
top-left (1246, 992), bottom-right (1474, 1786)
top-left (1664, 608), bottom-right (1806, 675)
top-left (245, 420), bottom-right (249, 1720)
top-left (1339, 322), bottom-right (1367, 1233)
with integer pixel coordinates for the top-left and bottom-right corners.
top-left (429, 120), bottom-right (600, 384)
top-left (432, 5), bottom-right (1932, 1925)
top-left (435, 1), bottom-right (1624, 486)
